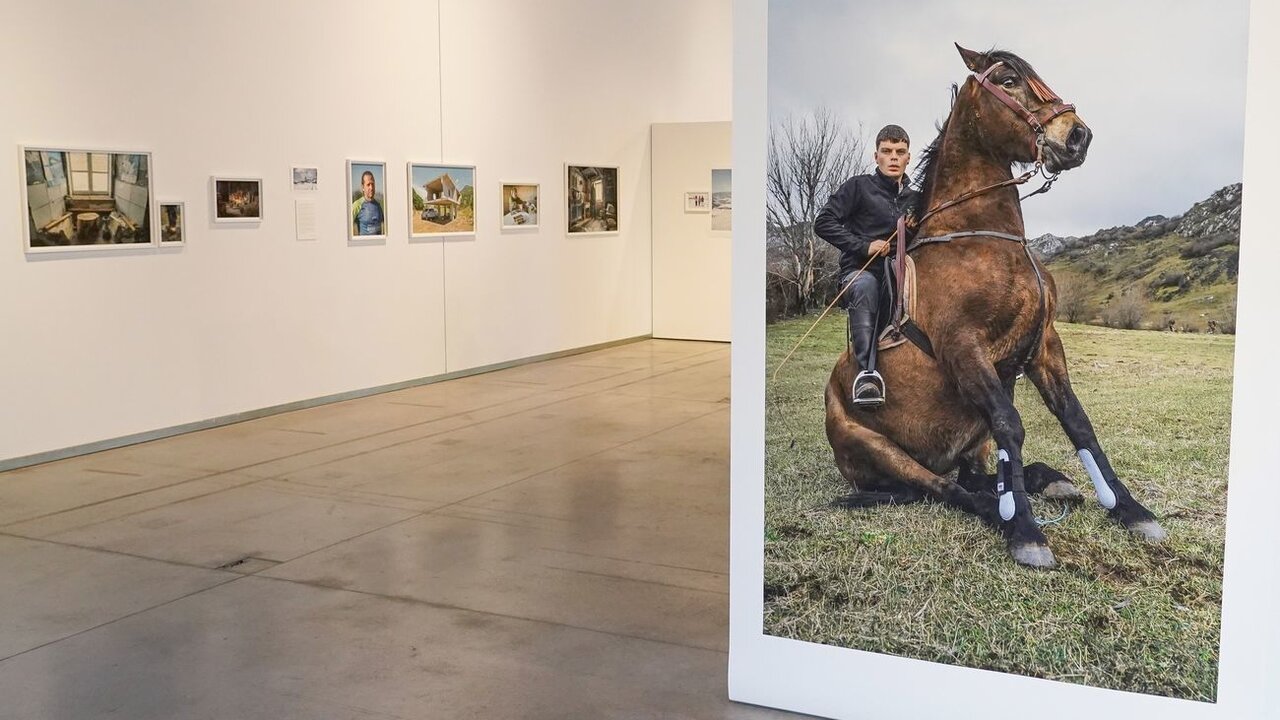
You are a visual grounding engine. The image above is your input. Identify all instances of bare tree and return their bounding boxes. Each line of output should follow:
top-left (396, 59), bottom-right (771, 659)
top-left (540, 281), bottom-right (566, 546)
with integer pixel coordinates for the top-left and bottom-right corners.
top-left (766, 109), bottom-right (868, 316)
top-left (1054, 273), bottom-right (1096, 324)
top-left (1101, 290), bottom-right (1148, 330)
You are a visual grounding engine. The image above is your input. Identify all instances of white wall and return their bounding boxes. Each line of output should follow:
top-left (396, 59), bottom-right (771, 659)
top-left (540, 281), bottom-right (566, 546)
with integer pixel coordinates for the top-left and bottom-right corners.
top-left (0, 0), bottom-right (731, 463)
top-left (651, 122), bottom-right (732, 341)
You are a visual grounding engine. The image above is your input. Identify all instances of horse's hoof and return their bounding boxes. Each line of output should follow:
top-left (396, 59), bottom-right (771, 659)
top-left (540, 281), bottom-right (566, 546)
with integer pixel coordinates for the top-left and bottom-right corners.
top-left (1010, 542), bottom-right (1057, 569)
top-left (1042, 480), bottom-right (1084, 502)
top-left (1126, 519), bottom-right (1168, 543)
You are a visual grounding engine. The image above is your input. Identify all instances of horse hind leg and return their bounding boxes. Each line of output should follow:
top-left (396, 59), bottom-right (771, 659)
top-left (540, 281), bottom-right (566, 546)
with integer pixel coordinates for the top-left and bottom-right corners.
top-left (1025, 462), bottom-right (1085, 502)
top-left (825, 383), bottom-right (999, 525)
top-left (957, 440), bottom-right (1083, 502)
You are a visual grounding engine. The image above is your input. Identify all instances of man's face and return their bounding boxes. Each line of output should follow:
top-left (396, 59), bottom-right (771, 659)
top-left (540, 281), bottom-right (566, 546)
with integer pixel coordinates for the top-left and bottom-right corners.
top-left (874, 140), bottom-right (910, 180)
top-left (362, 174), bottom-right (376, 200)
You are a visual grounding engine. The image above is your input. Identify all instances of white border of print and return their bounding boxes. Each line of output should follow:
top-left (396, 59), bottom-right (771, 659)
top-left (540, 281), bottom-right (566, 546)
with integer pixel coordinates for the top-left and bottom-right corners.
top-left (406, 162), bottom-right (476, 239)
top-left (564, 163), bottom-right (620, 237)
top-left (210, 176), bottom-right (263, 224)
top-left (500, 181), bottom-right (541, 232)
top-left (20, 145), bottom-right (157, 253)
top-left (685, 190), bottom-right (711, 213)
top-left (726, 1), bottom-right (1280, 720)
top-left (347, 159), bottom-right (388, 244)
top-left (158, 201), bottom-right (185, 246)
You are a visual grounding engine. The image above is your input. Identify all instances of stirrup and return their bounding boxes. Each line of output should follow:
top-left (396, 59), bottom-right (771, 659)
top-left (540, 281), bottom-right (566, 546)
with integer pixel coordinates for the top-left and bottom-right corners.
top-left (852, 370), bottom-right (886, 408)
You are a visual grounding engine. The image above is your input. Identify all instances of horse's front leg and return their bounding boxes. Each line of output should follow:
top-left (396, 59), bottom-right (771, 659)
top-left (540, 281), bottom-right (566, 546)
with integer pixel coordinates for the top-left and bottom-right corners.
top-left (946, 342), bottom-right (1055, 568)
top-left (1025, 325), bottom-right (1166, 541)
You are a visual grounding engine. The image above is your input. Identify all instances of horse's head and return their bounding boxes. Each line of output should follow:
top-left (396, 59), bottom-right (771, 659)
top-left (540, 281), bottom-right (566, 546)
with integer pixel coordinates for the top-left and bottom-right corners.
top-left (955, 44), bottom-right (1091, 174)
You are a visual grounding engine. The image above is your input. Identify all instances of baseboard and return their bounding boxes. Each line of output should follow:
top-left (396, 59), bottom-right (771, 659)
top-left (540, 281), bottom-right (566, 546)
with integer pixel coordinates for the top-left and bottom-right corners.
top-left (0, 335), bottom-right (653, 472)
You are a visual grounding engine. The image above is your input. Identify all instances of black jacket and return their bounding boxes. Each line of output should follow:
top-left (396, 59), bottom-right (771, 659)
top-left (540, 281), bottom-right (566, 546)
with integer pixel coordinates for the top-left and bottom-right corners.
top-left (815, 169), bottom-right (920, 279)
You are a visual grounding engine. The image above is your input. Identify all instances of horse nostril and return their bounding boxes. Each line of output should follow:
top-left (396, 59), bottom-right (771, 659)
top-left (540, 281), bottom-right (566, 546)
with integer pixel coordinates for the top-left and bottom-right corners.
top-left (1066, 125), bottom-right (1090, 154)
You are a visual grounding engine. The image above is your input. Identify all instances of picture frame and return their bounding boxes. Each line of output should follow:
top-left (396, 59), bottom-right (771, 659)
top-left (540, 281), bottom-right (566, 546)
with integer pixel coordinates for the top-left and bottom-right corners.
top-left (684, 191), bottom-right (711, 213)
top-left (20, 145), bottom-right (156, 253)
top-left (158, 202), bottom-right (185, 246)
top-left (291, 166), bottom-right (318, 192)
top-left (711, 168), bottom-right (732, 232)
top-left (347, 160), bottom-right (388, 242)
top-left (211, 177), bottom-right (263, 224)
top-left (565, 164), bottom-right (619, 236)
top-left (500, 182), bottom-right (540, 231)
top-left (407, 162), bottom-right (476, 238)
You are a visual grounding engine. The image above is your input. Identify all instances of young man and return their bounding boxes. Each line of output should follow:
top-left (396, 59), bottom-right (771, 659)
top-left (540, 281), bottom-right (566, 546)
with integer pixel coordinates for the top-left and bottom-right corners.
top-left (814, 124), bottom-right (919, 408)
top-left (351, 170), bottom-right (385, 236)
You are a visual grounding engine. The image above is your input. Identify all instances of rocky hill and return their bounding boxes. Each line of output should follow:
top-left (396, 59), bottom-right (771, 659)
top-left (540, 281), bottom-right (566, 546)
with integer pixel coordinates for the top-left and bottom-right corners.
top-left (1036, 183), bottom-right (1241, 332)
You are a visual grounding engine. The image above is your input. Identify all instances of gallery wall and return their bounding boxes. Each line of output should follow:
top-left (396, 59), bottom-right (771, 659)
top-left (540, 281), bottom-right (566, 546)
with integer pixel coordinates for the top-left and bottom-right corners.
top-left (651, 122), bottom-right (733, 341)
top-left (0, 0), bottom-right (732, 463)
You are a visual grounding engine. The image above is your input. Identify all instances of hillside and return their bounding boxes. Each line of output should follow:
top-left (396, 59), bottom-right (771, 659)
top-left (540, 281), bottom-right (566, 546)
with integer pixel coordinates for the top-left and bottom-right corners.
top-left (1032, 183), bottom-right (1241, 332)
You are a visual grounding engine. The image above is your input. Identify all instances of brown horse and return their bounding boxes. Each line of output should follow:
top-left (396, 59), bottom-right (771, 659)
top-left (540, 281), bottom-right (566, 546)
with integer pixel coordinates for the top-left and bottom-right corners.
top-left (825, 44), bottom-right (1166, 568)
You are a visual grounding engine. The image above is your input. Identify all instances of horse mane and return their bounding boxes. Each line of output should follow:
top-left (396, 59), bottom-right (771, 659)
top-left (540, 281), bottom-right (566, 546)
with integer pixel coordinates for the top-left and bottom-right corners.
top-left (911, 48), bottom-right (1046, 213)
top-left (911, 84), bottom-right (956, 214)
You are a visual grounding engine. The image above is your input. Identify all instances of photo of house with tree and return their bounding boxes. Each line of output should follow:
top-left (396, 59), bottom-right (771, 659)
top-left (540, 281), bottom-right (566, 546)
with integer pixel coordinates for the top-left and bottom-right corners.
top-left (410, 164), bottom-right (475, 236)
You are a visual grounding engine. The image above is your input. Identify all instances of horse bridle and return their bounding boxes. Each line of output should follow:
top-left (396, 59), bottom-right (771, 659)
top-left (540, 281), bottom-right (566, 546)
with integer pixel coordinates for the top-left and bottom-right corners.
top-left (972, 61), bottom-right (1076, 163)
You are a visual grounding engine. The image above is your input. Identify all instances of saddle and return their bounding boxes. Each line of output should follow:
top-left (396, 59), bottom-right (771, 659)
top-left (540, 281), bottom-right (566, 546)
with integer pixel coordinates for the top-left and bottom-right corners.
top-left (876, 254), bottom-right (917, 352)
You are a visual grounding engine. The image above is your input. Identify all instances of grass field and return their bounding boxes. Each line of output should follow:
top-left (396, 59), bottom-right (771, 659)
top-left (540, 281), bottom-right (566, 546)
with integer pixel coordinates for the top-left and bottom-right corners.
top-left (764, 317), bottom-right (1234, 701)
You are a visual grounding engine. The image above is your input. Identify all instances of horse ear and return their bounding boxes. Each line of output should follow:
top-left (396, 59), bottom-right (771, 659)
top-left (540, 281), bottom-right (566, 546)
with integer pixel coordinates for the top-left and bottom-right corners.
top-left (955, 43), bottom-right (987, 72)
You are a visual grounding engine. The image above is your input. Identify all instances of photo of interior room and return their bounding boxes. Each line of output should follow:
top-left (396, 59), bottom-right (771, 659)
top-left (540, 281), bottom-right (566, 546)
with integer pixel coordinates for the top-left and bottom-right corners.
top-left (23, 149), bottom-right (152, 249)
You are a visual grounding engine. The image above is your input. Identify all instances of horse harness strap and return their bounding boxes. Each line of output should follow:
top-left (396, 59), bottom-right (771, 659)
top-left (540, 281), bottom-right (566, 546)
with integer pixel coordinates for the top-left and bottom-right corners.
top-left (973, 62), bottom-right (1076, 157)
top-left (907, 229), bottom-right (1024, 253)
top-left (891, 231), bottom-right (1047, 373)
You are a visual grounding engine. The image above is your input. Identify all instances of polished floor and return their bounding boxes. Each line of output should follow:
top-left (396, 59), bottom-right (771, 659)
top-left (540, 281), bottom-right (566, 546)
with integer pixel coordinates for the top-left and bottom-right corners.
top-left (0, 340), bottom-right (804, 719)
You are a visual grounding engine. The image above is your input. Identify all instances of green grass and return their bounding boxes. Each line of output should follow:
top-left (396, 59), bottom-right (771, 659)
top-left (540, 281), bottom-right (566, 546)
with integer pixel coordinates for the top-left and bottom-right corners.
top-left (764, 317), bottom-right (1233, 701)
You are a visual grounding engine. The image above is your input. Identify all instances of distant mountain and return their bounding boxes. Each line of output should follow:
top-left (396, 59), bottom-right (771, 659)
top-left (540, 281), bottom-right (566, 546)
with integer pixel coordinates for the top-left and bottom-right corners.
top-left (1028, 232), bottom-right (1076, 258)
top-left (1037, 183), bottom-right (1241, 332)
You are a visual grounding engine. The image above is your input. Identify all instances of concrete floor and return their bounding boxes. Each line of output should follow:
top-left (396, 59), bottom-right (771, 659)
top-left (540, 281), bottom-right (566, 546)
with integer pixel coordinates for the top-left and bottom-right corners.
top-left (0, 340), bottom-right (805, 719)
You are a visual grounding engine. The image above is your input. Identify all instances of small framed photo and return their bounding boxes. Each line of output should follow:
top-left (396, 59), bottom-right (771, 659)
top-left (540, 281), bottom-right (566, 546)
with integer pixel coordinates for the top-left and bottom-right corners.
top-left (711, 168), bottom-right (732, 232)
top-left (408, 162), bottom-right (475, 238)
top-left (158, 202), bottom-right (185, 245)
top-left (684, 191), bottom-right (710, 213)
top-left (566, 164), bottom-right (619, 236)
top-left (211, 177), bottom-right (263, 223)
top-left (291, 166), bottom-right (317, 192)
top-left (21, 146), bottom-right (156, 253)
top-left (501, 182), bottom-right (540, 230)
top-left (348, 160), bottom-right (388, 241)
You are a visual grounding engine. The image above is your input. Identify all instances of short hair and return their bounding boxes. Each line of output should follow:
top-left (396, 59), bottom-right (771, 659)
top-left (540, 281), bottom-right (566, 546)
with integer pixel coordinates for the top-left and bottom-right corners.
top-left (875, 124), bottom-right (910, 147)
top-left (361, 171), bottom-right (375, 184)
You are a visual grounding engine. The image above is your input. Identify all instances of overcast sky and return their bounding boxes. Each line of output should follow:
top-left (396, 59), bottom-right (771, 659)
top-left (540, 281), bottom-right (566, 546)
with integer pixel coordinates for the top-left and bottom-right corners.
top-left (767, 0), bottom-right (1250, 238)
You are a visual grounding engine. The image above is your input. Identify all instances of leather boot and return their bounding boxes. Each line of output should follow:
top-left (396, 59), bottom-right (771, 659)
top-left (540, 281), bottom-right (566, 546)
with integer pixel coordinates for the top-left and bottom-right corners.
top-left (848, 307), bottom-right (885, 408)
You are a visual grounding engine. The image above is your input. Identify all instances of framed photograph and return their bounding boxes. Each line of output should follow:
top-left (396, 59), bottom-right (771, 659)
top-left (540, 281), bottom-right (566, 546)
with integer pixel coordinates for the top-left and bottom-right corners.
top-left (501, 182), bottom-right (540, 230)
top-left (711, 168), bottom-right (732, 231)
top-left (729, 0), bottom-right (1268, 718)
top-left (407, 162), bottom-right (475, 238)
top-left (347, 160), bottom-right (387, 241)
top-left (211, 177), bottom-right (262, 223)
top-left (291, 166), bottom-right (317, 192)
top-left (158, 202), bottom-right (185, 245)
top-left (20, 146), bottom-right (155, 253)
top-left (566, 164), bottom-right (619, 235)
top-left (684, 191), bottom-right (710, 213)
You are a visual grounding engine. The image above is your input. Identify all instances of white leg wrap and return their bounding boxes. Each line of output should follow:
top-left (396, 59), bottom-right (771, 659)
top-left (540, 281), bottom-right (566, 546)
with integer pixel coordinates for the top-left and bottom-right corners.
top-left (997, 449), bottom-right (1015, 521)
top-left (1078, 448), bottom-right (1117, 509)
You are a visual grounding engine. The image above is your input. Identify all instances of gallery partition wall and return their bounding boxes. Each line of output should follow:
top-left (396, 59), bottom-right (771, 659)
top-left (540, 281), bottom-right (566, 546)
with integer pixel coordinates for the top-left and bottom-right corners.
top-left (0, 0), bottom-right (732, 466)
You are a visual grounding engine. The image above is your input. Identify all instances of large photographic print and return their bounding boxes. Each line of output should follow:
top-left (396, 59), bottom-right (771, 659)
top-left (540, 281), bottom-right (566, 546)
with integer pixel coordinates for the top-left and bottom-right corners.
top-left (763, 0), bottom-right (1246, 702)
top-left (22, 147), bottom-right (154, 252)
